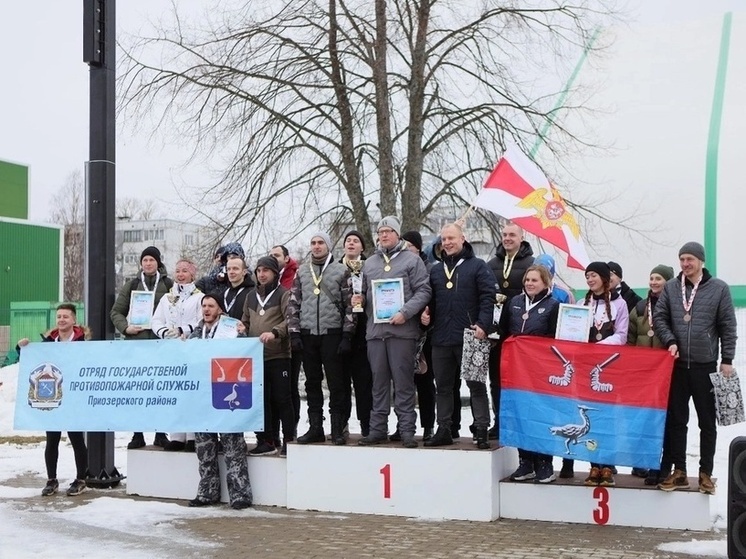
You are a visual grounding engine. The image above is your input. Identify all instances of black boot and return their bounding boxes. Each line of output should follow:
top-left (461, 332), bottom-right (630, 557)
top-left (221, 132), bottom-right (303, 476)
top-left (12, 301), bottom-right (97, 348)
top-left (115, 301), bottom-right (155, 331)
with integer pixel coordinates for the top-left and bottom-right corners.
top-left (476, 427), bottom-right (490, 450)
top-left (127, 432), bottom-right (145, 450)
top-left (153, 433), bottom-right (170, 448)
top-left (423, 427), bottom-right (434, 441)
top-left (424, 426), bottom-right (453, 447)
top-left (297, 413), bottom-right (326, 444)
top-left (331, 414), bottom-right (346, 446)
top-left (360, 419), bottom-right (370, 438)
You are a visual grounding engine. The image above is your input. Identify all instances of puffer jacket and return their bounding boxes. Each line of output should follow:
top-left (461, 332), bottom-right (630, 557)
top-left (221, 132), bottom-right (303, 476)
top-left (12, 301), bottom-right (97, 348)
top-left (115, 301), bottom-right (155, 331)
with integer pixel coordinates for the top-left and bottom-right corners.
top-left (627, 295), bottom-right (665, 349)
top-left (654, 269), bottom-right (737, 366)
top-left (499, 289), bottom-right (559, 339)
top-left (487, 241), bottom-right (534, 300)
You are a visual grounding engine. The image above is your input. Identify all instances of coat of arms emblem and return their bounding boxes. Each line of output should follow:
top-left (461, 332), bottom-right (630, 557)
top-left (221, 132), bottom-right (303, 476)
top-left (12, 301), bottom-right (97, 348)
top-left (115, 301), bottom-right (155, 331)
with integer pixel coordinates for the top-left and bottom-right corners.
top-left (28, 363), bottom-right (64, 410)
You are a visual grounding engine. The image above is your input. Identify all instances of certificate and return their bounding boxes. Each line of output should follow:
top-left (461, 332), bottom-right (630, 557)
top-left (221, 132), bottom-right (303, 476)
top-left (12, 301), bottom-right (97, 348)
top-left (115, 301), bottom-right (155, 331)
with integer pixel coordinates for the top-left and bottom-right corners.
top-left (555, 303), bottom-right (592, 343)
top-left (213, 315), bottom-right (241, 339)
top-left (371, 278), bottom-right (404, 324)
top-left (128, 291), bottom-right (156, 329)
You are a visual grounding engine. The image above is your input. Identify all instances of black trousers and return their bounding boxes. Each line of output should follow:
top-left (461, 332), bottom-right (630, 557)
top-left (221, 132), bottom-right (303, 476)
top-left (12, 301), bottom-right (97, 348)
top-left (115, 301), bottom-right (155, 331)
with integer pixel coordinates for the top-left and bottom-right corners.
top-left (518, 449), bottom-right (553, 463)
top-left (414, 336), bottom-right (435, 429)
top-left (46, 431), bottom-right (87, 480)
top-left (662, 363), bottom-right (717, 475)
top-left (301, 332), bottom-right (345, 416)
top-left (488, 343), bottom-right (502, 430)
top-left (257, 358), bottom-right (295, 443)
top-left (290, 349), bottom-right (303, 426)
top-left (341, 345), bottom-right (373, 429)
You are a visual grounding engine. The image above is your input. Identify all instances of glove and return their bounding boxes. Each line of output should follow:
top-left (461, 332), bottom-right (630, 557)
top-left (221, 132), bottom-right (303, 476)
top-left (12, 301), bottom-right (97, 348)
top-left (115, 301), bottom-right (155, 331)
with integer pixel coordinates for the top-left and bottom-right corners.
top-left (163, 328), bottom-right (180, 339)
top-left (290, 332), bottom-right (303, 352)
top-left (337, 334), bottom-right (353, 356)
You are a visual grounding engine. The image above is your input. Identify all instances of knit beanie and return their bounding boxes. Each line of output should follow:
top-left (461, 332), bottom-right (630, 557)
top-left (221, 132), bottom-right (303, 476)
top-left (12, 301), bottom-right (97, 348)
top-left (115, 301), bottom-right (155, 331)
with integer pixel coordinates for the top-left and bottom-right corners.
top-left (377, 216), bottom-right (401, 236)
top-left (650, 264), bottom-right (675, 281)
top-left (201, 293), bottom-right (226, 313)
top-left (311, 232), bottom-right (333, 252)
top-left (607, 261), bottom-right (623, 278)
top-left (254, 255), bottom-right (280, 277)
top-left (534, 254), bottom-right (556, 277)
top-left (343, 230), bottom-right (366, 251)
top-left (140, 246), bottom-right (162, 266)
top-left (401, 231), bottom-right (423, 252)
top-left (585, 261), bottom-right (611, 283)
top-left (678, 241), bottom-right (705, 262)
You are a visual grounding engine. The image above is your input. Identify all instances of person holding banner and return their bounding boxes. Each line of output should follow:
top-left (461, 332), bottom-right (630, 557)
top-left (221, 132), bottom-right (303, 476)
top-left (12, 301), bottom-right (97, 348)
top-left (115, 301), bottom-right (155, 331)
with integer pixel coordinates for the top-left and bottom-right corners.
top-left (354, 216), bottom-right (432, 448)
top-left (498, 265), bottom-right (560, 482)
top-left (627, 263), bottom-right (674, 484)
top-left (654, 242), bottom-right (737, 495)
top-left (189, 294), bottom-right (252, 509)
top-left (151, 258), bottom-right (204, 452)
top-left (241, 256), bottom-right (294, 457)
top-left (17, 303), bottom-right (91, 497)
top-left (580, 261), bottom-right (629, 486)
top-left (110, 245), bottom-right (173, 450)
top-left (422, 223), bottom-right (495, 450)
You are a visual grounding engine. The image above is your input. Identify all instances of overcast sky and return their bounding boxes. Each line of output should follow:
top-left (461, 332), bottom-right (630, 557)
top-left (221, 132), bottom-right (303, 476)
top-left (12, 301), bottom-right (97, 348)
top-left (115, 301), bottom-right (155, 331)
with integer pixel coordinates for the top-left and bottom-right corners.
top-left (0, 0), bottom-right (743, 223)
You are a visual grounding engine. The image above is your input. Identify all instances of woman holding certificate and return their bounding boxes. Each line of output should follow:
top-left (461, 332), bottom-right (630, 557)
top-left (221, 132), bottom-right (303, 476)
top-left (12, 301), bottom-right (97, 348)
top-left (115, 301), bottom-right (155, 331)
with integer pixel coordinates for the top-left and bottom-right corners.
top-left (499, 265), bottom-right (560, 483)
top-left (110, 245), bottom-right (173, 450)
top-left (580, 261), bottom-right (630, 487)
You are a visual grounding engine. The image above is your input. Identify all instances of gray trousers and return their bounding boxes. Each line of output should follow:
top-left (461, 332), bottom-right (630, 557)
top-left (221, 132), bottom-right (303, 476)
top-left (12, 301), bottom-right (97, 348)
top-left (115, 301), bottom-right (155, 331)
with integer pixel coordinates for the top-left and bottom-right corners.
top-left (367, 337), bottom-right (417, 438)
top-left (432, 345), bottom-right (490, 430)
top-left (194, 432), bottom-right (253, 506)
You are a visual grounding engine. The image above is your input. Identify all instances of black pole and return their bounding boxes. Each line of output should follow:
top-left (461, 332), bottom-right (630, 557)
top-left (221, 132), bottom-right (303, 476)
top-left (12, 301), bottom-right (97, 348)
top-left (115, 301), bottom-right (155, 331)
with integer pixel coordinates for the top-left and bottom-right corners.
top-left (84, 0), bottom-right (123, 487)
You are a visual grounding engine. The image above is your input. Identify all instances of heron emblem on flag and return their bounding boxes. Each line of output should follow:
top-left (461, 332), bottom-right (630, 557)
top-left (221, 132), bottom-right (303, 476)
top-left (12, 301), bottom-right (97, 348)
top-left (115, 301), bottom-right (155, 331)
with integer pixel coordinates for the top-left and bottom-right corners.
top-left (516, 185), bottom-right (581, 239)
top-left (211, 358), bottom-right (253, 411)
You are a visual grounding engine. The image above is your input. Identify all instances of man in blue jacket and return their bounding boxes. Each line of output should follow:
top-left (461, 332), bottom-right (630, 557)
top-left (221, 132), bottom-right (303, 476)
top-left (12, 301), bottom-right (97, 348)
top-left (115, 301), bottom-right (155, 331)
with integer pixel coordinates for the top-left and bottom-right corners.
top-left (423, 223), bottom-right (496, 449)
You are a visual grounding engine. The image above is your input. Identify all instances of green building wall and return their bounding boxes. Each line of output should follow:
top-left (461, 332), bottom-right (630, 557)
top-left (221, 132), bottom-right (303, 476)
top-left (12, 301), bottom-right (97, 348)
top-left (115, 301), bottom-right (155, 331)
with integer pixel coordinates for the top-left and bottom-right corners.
top-left (0, 160), bottom-right (29, 219)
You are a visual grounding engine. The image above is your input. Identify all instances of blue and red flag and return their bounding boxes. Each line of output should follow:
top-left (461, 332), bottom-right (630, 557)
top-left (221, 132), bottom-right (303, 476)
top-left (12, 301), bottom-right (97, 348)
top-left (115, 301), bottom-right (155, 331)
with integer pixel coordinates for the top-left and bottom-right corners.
top-left (500, 336), bottom-right (674, 469)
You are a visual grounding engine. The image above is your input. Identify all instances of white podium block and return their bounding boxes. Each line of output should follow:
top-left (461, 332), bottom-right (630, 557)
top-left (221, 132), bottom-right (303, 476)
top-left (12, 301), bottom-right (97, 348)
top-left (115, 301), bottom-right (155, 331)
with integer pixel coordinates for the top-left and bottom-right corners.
top-left (286, 438), bottom-right (517, 521)
top-left (499, 474), bottom-right (712, 531)
top-left (125, 447), bottom-right (287, 506)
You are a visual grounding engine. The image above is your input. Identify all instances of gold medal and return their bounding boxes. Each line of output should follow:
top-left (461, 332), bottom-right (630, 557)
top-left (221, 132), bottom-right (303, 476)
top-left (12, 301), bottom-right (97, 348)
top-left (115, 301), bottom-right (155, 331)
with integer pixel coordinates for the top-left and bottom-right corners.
top-left (384, 265), bottom-right (391, 272)
top-left (313, 288), bottom-right (321, 296)
top-left (502, 280), bottom-right (509, 288)
top-left (595, 333), bottom-right (603, 341)
top-left (683, 313), bottom-right (691, 322)
top-left (647, 329), bottom-right (654, 337)
top-left (259, 309), bottom-right (266, 316)
top-left (446, 281), bottom-right (453, 289)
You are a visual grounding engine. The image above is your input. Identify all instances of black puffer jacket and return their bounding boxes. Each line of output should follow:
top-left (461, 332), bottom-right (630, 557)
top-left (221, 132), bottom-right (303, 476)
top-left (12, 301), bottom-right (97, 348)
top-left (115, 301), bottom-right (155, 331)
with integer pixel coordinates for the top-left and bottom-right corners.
top-left (429, 242), bottom-right (496, 347)
top-left (487, 241), bottom-right (534, 300)
top-left (499, 289), bottom-right (559, 339)
top-left (654, 269), bottom-right (737, 366)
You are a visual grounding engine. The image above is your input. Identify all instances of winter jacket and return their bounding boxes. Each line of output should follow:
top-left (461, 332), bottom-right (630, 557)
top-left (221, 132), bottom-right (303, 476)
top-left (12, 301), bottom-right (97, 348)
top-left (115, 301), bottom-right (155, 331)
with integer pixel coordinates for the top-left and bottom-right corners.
top-left (287, 256), bottom-right (355, 336)
top-left (499, 289), bottom-right (560, 339)
top-left (583, 291), bottom-right (629, 346)
top-left (487, 241), bottom-right (535, 300)
top-left (551, 284), bottom-right (575, 304)
top-left (362, 240), bottom-right (431, 341)
top-left (278, 258), bottom-right (299, 290)
top-left (618, 282), bottom-right (643, 312)
top-left (653, 270), bottom-right (737, 367)
top-left (151, 283), bottom-right (203, 339)
top-left (210, 275), bottom-right (254, 320)
top-left (241, 286), bottom-right (291, 360)
top-left (428, 242), bottom-right (496, 347)
top-left (110, 267), bottom-right (173, 339)
top-left (627, 294), bottom-right (665, 349)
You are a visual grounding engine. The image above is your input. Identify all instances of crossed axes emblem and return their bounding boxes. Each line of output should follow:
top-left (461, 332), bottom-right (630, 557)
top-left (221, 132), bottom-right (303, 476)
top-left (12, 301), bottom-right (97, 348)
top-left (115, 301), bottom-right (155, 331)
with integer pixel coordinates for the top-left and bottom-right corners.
top-left (548, 346), bottom-right (619, 393)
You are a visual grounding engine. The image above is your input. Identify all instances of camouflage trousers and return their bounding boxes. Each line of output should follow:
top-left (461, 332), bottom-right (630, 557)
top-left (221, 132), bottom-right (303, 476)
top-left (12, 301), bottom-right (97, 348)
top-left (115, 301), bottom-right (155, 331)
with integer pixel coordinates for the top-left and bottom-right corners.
top-left (194, 433), bottom-right (253, 506)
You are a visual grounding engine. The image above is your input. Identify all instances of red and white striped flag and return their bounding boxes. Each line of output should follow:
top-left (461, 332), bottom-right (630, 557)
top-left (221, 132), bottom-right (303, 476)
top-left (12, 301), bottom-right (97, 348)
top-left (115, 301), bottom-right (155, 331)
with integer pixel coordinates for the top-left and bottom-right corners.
top-left (473, 144), bottom-right (591, 270)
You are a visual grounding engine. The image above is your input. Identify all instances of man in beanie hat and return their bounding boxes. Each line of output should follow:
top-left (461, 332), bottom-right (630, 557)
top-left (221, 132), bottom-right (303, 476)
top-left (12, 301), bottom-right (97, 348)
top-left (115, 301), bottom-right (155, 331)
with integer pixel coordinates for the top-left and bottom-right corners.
top-left (654, 242), bottom-right (737, 495)
top-left (607, 261), bottom-right (642, 312)
top-left (287, 232), bottom-right (356, 446)
top-left (353, 217), bottom-right (432, 448)
top-left (240, 256), bottom-right (294, 456)
top-left (110, 245), bottom-right (173, 449)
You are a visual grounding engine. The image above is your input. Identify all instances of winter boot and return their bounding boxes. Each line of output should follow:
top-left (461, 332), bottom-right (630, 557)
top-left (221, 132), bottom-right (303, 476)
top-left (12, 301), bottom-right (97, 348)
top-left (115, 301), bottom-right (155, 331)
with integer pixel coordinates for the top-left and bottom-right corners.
top-left (475, 427), bottom-right (490, 450)
top-left (331, 414), bottom-right (346, 446)
top-left (297, 413), bottom-right (326, 444)
top-left (360, 419), bottom-right (370, 438)
top-left (424, 426), bottom-right (453, 447)
top-left (127, 432), bottom-right (146, 450)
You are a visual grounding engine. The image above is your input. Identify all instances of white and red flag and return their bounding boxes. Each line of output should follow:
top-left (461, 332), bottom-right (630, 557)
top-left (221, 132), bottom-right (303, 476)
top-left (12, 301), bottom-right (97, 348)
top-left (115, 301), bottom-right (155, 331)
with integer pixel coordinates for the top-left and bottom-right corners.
top-left (473, 144), bottom-right (591, 270)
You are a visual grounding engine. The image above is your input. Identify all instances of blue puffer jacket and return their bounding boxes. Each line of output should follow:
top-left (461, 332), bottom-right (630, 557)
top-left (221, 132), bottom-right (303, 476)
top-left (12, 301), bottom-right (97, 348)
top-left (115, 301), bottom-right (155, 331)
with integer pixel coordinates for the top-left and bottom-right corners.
top-left (499, 289), bottom-right (560, 338)
top-left (428, 242), bottom-right (496, 347)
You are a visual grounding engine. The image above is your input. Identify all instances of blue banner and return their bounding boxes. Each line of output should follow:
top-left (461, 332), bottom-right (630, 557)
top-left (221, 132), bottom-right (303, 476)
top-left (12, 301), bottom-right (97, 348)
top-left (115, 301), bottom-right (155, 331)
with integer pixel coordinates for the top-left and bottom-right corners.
top-left (14, 339), bottom-right (264, 432)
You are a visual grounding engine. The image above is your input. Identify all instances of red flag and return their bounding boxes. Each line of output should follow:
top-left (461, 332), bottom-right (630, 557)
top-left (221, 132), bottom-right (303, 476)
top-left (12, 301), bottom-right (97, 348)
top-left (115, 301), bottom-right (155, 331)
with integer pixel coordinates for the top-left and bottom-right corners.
top-left (473, 144), bottom-right (591, 270)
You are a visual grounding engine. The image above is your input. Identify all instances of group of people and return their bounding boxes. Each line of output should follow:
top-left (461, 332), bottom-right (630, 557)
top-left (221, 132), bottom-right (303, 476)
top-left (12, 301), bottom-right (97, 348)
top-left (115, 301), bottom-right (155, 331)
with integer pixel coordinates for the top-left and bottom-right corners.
top-left (17, 218), bottom-right (737, 506)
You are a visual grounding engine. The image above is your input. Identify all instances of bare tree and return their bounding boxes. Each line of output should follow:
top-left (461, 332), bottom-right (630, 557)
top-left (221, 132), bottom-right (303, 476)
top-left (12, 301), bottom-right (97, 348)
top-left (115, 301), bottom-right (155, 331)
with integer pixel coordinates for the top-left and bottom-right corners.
top-left (49, 171), bottom-right (85, 302)
top-left (116, 197), bottom-right (159, 220)
top-left (120, 0), bottom-right (620, 247)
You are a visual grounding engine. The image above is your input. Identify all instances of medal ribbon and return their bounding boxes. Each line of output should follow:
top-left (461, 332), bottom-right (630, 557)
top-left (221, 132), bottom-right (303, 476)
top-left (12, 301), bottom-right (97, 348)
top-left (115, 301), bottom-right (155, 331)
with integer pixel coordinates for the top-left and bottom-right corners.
top-left (443, 258), bottom-right (464, 285)
top-left (310, 253), bottom-right (333, 292)
top-left (223, 287), bottom-right (245, 313)
top-left (680, 274), bottom-right (701, 313)
top-left (646, 298), bottom-right (654, 330)
top-left (201, 321), bottom-right (218, 339)
top-left (381, 250), bottom-right (401, 270)
top-left (255, 287), bottom-right (279, 312)
top-left (592, 299), bottom-right (611, 332)
top-left (140, 271), bottom-right (160, 293)
top-left (524, 293), bottom-right (549, 314)
top-left (502, 254), bottom-right (516, 281)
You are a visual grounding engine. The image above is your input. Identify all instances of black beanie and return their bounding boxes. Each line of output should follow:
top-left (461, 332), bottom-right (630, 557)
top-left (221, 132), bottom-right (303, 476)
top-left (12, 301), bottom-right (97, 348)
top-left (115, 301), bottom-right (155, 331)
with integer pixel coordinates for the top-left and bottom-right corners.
top-left (585, 261), bottom-right (611, 283)
top-left (402, 231), bottom-right (423, 252)
top-left (343, 230), bottom-right (366, 251)
top-left (607, 261), bottom-right (623, 278)
top-left (140, 246), bottom-right (162, 266)
top-left (254, 255), bottom-right (280, 277)
top-left (201, 293), bottom-right (226, 313)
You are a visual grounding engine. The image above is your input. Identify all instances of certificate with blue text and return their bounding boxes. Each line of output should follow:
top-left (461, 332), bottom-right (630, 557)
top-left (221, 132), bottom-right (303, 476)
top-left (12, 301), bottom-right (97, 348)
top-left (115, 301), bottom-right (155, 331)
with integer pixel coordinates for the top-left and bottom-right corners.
top-left (15, 338), bottom-right (264, 432)
top-left (128, 290), bottom-right (155, 328)
top-left (371, 278), bottom-right (404, 323)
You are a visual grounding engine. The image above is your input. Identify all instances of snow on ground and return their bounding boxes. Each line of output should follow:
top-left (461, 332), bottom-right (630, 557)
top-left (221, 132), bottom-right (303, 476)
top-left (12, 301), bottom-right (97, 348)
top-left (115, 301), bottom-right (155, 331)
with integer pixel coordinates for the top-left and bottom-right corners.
top-left (2, 310), bottom-right (746, 557)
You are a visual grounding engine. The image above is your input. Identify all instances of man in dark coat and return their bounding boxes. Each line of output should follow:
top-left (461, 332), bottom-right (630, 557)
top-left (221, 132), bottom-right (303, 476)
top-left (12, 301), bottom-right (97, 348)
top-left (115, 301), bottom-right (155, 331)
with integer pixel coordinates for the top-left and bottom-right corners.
top-left (608, 261), bottom-right (642, 312)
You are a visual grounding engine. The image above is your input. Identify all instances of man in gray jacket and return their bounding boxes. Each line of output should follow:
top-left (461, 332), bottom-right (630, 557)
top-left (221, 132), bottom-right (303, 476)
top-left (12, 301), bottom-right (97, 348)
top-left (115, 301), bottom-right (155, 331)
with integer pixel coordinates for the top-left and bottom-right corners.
top-left (654, 241), bottom-right (737, 495)
top-left (355, 216), bottom-right (432, 448)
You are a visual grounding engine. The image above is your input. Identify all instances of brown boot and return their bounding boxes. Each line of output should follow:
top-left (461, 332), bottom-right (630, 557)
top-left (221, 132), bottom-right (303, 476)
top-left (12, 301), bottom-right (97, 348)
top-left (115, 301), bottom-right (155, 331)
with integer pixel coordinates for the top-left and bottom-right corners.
top-left (658, 469), bottom-right (690, 491)
top-left (698, 471), bottom-right (716, 495)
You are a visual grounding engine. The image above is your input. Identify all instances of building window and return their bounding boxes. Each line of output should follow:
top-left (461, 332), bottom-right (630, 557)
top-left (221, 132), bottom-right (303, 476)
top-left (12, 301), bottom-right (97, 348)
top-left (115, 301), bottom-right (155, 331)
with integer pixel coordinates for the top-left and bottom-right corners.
top-left (124, 254), bottom-right (138, 264)
top-left (184, 234), bottom-right (194, 246)
top-left (123, 230), bottom-right (142, 243)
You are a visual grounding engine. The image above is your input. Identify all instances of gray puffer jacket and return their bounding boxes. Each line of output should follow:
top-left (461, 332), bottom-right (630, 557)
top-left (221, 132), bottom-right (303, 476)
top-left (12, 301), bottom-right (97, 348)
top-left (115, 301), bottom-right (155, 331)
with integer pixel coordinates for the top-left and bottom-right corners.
top-left (654, 269), bottom-right (737, 367)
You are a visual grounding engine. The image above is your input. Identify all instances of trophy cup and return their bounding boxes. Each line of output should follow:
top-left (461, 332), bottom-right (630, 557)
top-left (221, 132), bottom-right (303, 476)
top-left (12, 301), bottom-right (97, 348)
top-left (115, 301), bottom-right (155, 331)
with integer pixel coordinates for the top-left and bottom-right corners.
top-left (348, 259), bottom-right (364, 313)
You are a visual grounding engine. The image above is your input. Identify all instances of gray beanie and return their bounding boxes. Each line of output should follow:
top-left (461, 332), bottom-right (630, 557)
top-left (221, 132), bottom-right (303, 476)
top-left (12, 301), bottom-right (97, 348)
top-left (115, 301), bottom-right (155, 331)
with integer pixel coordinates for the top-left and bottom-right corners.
top-left (311, 232), bottom-right (333, 251)
top-left (377, 216), bottom-right (401, 236)
top-left (678, 241), bottom-right (705, 262)
top-left (650, 264), bottom-right (675, 281)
